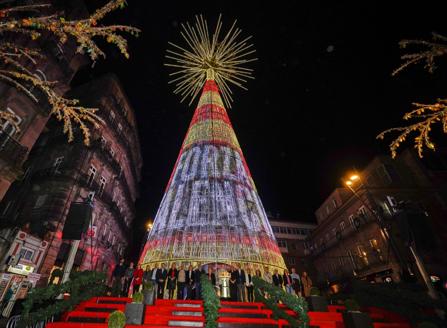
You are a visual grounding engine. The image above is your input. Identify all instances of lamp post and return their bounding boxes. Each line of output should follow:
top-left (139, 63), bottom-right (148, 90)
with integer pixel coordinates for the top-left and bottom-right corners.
top-left (343, 173), bottom-right (438, 299)
top-left (138, 220), bottom-right (153, 260)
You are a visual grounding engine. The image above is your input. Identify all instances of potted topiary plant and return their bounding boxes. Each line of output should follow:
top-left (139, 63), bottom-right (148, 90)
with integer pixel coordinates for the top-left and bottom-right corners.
top-left (342, 298), bottom-right (373, 328)
top-left (306, 287), bottom-right (328, 312)
top-left (108, 310), bottom-right (126, 328)
top-left (125, 292), bottom-right (145, 324)
top-left (142, 281), bottom-right (155, 305)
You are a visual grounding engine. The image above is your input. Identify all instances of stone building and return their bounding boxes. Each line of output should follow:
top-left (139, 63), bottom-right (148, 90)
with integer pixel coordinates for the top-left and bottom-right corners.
top-left (0, 3), bottom-right (89, 201)
top-left (306, 149), bottom-right (447, 286)
top-left (0, 74), bottom-right (142, 289)
top-left (269, 218), bottom-right (316, 273)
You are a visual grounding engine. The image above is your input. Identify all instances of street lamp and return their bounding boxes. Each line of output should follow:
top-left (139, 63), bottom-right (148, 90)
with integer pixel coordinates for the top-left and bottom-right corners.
top-left (342, 171), bottom-right (438, 299)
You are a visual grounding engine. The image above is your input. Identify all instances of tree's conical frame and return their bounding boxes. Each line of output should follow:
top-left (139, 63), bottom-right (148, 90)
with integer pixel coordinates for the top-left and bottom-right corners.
top-left (140, 16), bottom-right (286, 272)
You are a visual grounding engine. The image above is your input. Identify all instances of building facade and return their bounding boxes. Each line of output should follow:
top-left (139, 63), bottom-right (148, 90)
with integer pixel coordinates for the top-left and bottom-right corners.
top-left (306, 149), bottom-right (447, 286)
top-left (269, 218), bottom-right (316, 273)
top-left (0, 75), bottom-right (142, 295)
top-left (0, 4), bottom-right (89, 201)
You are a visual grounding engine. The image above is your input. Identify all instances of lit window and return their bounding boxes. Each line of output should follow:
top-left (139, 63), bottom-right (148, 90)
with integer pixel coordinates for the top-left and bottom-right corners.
top-left (326, 205), bottom-right (330, 215)
top-left (19, 248), bottom-right (34, 261)
top-left (340, 221), bottom-right (345, 231)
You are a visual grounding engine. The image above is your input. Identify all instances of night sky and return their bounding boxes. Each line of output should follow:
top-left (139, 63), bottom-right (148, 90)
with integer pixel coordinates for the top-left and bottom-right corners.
top-left (73, 1), bottom-right (447, 258)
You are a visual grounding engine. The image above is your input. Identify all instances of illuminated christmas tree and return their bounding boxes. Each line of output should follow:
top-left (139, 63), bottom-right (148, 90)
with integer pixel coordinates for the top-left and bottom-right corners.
top-left (140, 16), bottom-right (286, 272)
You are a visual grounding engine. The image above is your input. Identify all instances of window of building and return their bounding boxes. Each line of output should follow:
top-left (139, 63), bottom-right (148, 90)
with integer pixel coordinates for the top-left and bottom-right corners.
top-left (377, 165), bottom-right (393, 185)
top-left (2, 201), bottom-right (12, 215)
top-left (118, 123), bottom-right (123, 133)
top-left (99, 176), bottom-right (107, 196)
top-left (110, 111), bottom-right (116, 119)
top-left (110, 148), bottom-right (115, 157)
top-left (87, 191), bottom-right (95, 202)
top-left (19, 247), bottom-right (34, 261)
top-left (87, 165), bottom-right (96, 185)
top-left (287, 227), bottom-right (293, 234)
top-left (369, 239), bottom-right (379, 249)
top-left (340, 221), bottom-right (345, 231)
top-left (277, 240), bottom-right (287, 248)
top-left (357, 245), bottom-right (367, 257)
top-left (332, 199), bottom-right (337, 209)
top-left (272, 226), bottom-right (279, 233)
top-left (326, 205), bottom-right (330, 215)
top-left (1, 108), bottom-right (22, 136)
top-left (103, 223), bottom-right (108, 237)
top-left (358, 206), bottom-right (367, 220)
top-left (348, 215), bottom-right (355, 226)
top-left (288, 257), bottom-right (296, 265)
top-left (53, 156), bottom-right (64, 171)
top-left (34, 194), bottom-right (47, 208)
top-left (279, 227), bottom-right (287, 234)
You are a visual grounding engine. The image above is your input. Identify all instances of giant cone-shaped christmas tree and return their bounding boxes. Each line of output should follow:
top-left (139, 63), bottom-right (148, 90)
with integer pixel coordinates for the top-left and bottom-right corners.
top-left (140, 16), bottom-right (286, 271)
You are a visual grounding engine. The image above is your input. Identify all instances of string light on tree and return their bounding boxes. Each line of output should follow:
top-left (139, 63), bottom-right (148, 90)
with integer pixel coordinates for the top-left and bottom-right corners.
top-left (378, 33), bottom-right (447, 158)
top-left (0, 0), bottom-right (140, 145)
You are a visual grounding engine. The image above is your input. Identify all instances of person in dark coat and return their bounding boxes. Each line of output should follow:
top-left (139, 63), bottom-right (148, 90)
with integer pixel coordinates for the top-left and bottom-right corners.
top-left (229, 268), bottom-right (238, 301)
top-left (111, 258), bottom-right (126, 296)
top-left (272, 269), bottom-right (283, 288)
top-left (167, 263), bottom-right (178, 299)
top-left (235, 264), bottom-right (246, 302)
top-left (206, 266), bottom-right (216, 286)
top-left (185, 265), bottom-right (194, 299)
top-left (193, 265), bottom-right (202, 299)
top-left (156, 263), bottom-right (168, 299)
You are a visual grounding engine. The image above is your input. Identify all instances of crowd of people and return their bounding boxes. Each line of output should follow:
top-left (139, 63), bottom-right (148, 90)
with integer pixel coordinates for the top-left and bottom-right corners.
top-left (111, 259), bottom-right (313, 302)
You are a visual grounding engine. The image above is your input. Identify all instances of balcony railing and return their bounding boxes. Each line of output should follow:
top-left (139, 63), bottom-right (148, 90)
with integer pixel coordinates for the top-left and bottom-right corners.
top-left (0, 131), bottom-right (28, 169)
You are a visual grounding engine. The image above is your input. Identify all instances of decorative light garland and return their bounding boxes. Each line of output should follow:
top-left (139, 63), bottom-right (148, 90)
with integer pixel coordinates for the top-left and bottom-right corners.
top-left (378, 33), bottom-right (447, 158)
top-left (0, 0), bottom-right (140, 145)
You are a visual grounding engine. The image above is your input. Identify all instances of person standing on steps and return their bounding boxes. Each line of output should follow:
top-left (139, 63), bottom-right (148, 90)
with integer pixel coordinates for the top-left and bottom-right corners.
top-left (167, 263), bottom-right (178, 299)
top-left (177, 264), bottom-right (186, 300)
top-left (229, 268), bottom-right (238, 301)
top-left (272, 269), bottom-right (283, 289)
top-left (283, 269), bottom-right (293, 294)
top-left (235, 264), bottom-right (246, 302)
top-left (245, 268), bottom-right (254, 302)
top-left (302, 271), bottom-right (313, 297)
top-left (157, 263), bottom-right (168, 299)
top-left (263, 266), bottom-right (273, 284)
top-left (123, 262), bottom-right (135, 296)
top-left (290, 267), bottom-right (302, 296)
top-left (132, 264), bottom-right (144, 295)
top-left (150, 264), bottom-right (160, 299)
top-left (193, 265), bottom-right (202, 299)
top-left (111, 258), bottom-right (126, 296)
top-left (185, 265), bottom-right (194, 300)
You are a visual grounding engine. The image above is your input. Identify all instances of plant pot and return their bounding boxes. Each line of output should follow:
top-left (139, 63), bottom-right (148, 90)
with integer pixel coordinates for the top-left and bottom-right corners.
top-left (306, 295), bottom-right (328, 312)
top-left (143, 289), bottom-right (155, 305)
top-left (125, 303), bottom-right (145, 325)
top-left (342, 311), bottom-right (373, 328)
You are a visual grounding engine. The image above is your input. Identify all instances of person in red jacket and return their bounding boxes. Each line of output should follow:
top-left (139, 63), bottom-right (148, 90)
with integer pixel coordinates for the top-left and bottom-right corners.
top-left (133, 264), bottom-right (144, 294)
